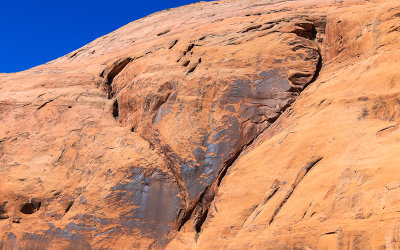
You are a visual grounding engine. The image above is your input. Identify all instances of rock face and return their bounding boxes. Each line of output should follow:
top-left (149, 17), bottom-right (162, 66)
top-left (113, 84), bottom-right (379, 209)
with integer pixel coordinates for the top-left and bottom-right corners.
top-left (1, 0), bottom-right (400, 249)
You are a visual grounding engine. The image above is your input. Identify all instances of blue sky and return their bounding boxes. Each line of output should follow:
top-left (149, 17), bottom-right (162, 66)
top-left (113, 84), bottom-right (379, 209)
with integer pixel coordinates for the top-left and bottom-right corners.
top-left (0, 0), bottom-right (212, 73)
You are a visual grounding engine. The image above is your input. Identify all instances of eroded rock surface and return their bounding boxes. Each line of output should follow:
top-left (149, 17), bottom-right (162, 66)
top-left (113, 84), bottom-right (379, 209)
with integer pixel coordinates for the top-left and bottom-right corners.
top-left (1, 0), bottom-right (400, 249)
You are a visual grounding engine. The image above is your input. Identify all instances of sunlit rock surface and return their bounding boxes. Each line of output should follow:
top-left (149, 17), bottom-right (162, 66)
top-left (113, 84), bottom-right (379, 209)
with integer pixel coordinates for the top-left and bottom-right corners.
top-left (1, 0), bottom-right (400, 249)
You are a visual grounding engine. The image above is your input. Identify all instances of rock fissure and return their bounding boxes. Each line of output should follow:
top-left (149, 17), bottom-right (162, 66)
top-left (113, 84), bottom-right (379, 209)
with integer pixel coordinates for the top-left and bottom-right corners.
top-left (320, 230), bottom-right (339, 236)
top-left (100, 57), bottom-right (132, 99)
top-left (37, 99), bottom-right (54, 110)
top-left (64, 201), bottom-right (74, 214)
top-left (169, 40), bottom-right (179, 49)
top-left (112, 100), bottom-right (119, 120)
top-left (187, 64), bottom-right (199, 75)
top-left (157, 29), bottom-right (171, 36)
top-left (269, 157), bottom-right (323, 225)
top-left (301, 201), bottom-right (313, 219)
top-left (242, 183), bottom-right (281, 227)
top-left (184, 44), bottom-right (196, 55)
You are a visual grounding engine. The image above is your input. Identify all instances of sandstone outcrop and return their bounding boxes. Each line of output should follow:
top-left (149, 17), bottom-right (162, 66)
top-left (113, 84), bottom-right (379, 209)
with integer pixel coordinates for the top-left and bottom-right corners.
top-left (1, 0), bottom-right (400, 249)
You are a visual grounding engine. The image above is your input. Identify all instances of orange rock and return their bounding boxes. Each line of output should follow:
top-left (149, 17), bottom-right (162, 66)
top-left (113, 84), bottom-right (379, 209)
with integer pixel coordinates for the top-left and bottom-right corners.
top-left (0, 0), bottom-right (400, 249)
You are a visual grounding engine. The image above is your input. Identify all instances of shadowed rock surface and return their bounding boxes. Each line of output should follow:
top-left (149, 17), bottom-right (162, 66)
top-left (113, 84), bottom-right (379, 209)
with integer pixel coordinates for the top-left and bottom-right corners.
top-left (1, 0), bottom-right (400, 249)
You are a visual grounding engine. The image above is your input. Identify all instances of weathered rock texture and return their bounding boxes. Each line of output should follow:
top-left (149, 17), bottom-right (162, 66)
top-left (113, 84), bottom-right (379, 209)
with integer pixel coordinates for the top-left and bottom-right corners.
top-left (1, 0), bottom-right (400, 249)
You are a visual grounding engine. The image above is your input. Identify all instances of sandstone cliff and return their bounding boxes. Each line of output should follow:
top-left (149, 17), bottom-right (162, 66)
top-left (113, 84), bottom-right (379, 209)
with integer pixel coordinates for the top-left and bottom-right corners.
top-left (1, 0), bottom-right (400, 249)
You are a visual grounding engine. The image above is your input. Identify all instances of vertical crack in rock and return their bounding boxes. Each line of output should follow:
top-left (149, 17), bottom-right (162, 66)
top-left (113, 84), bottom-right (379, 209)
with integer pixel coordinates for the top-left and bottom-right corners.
top-left (100, 57), bottom-right (132, 99)
top-left (99, 58), bottom-right (132, 122)
top-left (269, 157), bottom-right (323, 224)
top-left (64, 201), bottom-right (74, 214)
top-left (308, 50), bottom-right (323, 84)
top-left (112, 100), bottom-right (119, 120)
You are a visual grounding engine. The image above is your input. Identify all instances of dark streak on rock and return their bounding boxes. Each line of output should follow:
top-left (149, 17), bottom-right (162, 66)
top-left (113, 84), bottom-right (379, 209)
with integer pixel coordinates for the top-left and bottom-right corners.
top-left (321, 230), bottom-right (338, 236)
top-left (187, 58), bottom-right (202, 74)
top-left (65, 201), bottom-right (74, 214)
top-left (376, 124), bottom-right (398, 136)
top-left (187, 65), bottom-right (198, 74)
top-left (112, 100), bottom-right (119, 121)
top-left (301, 202), bottom-right (313, 219)
top-left (183, 44), bottom-right (195, 56)
top-left (169, 40), bottom-right (179, 49)
top-left (37, 100), bottom-right (54, 110)
top-left (182, 60), bottom-right (190, 67)
top-left (157, 29), bottom-right (171, 36)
